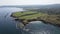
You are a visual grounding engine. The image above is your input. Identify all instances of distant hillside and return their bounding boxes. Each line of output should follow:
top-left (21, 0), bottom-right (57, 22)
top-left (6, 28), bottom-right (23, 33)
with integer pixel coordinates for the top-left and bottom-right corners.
top-left (0, 4), bottom-right (60, 15)
top-left (0, 4), bottom-right (60, 9)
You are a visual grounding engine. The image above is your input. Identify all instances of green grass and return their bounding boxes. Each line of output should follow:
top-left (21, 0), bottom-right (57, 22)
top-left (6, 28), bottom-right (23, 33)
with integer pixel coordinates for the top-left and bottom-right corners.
top-left (12, 11), bottom-right (48, 19)
top-left (20, 13), bottom-right (47, 19)
top-left (13, 11), bottom-right (37, 16)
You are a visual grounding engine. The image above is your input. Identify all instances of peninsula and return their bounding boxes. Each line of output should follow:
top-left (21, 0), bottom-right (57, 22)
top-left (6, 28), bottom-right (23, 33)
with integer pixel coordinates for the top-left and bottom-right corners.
top-left (11, 11), bottom-right (60, 27)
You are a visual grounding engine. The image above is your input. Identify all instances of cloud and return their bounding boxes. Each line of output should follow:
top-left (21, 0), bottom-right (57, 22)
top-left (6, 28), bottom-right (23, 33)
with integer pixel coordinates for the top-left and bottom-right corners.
top-left (0, 0), bottom-right (60, 5)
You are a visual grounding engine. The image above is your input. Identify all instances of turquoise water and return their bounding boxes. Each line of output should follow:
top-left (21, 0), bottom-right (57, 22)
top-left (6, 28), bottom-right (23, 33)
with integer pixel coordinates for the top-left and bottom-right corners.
top-left (0, 7), bottom-right (60, 34)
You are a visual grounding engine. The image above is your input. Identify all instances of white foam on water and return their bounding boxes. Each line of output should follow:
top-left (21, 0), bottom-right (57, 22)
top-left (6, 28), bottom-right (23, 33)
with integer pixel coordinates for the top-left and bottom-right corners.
top-left (29, 21), bottom-right (42, 24)
top-left (23, 28), bottom-right (30, 32)
top-left (30, 30), bottom-right (51, 34)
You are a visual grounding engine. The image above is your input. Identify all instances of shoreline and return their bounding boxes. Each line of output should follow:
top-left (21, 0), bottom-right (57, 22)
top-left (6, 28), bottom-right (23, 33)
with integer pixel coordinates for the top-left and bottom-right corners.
top-left (11, 11), bottom-right (60, 27)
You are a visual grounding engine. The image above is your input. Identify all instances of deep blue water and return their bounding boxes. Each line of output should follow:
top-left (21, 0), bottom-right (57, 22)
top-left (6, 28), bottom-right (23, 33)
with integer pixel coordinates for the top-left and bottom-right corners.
top-left (0, 7), bottom-right (23, 34)
top-left (0, 7), bottom-right (60, 34)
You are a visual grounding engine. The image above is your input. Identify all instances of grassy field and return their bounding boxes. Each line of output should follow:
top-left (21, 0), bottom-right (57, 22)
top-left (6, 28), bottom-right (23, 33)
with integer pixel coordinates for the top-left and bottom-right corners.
top-left (12, 11), bottom-right (48, 19)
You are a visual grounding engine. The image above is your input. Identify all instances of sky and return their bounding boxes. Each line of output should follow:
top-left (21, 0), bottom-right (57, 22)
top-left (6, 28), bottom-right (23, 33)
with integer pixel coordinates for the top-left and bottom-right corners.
top-left (0, 0), bottom-right (60, 5)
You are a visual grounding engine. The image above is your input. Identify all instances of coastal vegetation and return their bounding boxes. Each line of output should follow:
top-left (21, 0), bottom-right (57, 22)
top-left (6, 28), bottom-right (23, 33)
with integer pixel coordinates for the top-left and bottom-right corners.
top-left (11, 10), bottom-right (60, 27)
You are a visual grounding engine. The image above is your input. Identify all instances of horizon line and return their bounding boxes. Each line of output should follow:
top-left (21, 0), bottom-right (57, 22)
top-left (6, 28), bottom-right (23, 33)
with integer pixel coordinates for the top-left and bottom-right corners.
top-left (0, 4), bottom-right (60, 6)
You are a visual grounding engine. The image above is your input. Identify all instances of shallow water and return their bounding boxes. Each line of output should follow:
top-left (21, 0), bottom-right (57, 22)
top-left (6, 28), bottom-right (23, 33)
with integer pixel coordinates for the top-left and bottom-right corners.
top-left (24, 21), bottom-right (60, 34)
top-left (0, 7), bottom-right (60, 34)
